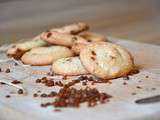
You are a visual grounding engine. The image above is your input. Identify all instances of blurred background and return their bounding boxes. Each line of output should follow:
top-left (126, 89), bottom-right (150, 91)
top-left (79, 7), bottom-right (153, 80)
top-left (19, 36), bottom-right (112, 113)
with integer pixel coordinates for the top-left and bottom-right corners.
top-left (0, 0), bottom-right (160, 45)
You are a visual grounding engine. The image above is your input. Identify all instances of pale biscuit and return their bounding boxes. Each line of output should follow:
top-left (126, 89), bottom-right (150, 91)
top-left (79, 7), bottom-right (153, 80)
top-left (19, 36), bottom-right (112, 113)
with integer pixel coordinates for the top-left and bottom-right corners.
top-left (80, 42), bottom-right (134, 80)
top-left (71, 32), bottom-right (107, 55)
top-left (41, 31), bottom-right (86, 47)
top-left (7, 36), bottom-right (48, 59)
top-left (51, 22), bottom-right (89, 34)
top-left (52, 57), bottom-right (89, 75)
top-left (21, 46), bottom-right (74, 66)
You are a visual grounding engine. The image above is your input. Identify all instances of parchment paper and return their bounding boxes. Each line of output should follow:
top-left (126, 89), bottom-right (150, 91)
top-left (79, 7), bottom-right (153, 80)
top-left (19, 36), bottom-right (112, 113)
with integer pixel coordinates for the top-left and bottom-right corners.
top-left (0, 38), bottom-right (160, 120)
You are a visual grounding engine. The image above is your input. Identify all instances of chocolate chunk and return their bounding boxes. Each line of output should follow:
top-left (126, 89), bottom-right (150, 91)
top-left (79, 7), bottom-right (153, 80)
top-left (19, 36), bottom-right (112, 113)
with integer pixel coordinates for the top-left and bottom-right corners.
top-left (91, 51), bottom-right (96, 56)
top-left (47, 32), bottom-right (52, 38)
top-left (11, 80), bottom-right (22, 84)
top-left (87, 39), bottom-right (92, 42)
top-left (91, 56), bottom-right (96, 60)
top-left (40, 87), bottom-right (112, 109)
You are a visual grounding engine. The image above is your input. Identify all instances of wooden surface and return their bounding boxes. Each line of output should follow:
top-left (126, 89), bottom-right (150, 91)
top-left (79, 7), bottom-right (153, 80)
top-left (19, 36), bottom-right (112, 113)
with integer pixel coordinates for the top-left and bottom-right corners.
top-left (0, 0), bottom-right (160, 45)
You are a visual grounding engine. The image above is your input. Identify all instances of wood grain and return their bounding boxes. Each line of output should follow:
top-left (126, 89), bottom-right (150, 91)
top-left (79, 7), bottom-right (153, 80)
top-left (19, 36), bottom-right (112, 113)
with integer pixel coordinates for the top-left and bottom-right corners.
top-left (0, 0), bottom-right (160, 45)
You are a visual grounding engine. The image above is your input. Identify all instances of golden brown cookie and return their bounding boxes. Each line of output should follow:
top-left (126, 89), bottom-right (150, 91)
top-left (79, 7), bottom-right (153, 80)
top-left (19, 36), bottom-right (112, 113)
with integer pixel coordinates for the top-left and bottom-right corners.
top-left (71, 32), bottom-right (107, 55)
top-left (80, 42), bottom-right (134, 80)
top-left (41, 31), bottom-right (86, 47)
top-left (51, 22), bottom-right (89, 34)
top-left (21, 46), bottom-right (74, 66)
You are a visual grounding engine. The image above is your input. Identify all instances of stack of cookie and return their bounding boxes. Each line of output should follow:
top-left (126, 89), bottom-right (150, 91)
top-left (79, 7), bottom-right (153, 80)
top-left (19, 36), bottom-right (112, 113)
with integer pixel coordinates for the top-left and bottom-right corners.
top-left (7, 22), bottom-right (135, 80)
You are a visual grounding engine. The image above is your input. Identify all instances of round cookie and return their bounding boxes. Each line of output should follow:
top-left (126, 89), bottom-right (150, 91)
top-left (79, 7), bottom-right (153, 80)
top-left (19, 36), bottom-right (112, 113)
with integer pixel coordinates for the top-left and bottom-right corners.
top-left (52, 57), bottom-right (89, 75)
top-left (80, 32), bottom-right (107, 42)
top-left (51, 22), bottom-right (89, 34)
top-left (72, 32), bottom-right (107, 55)
top-left (80, 42), bottom-right (134, 80)
top-left (41, 31), bottom-right (86, 47)
top-left (7, 36), bottom-right (48, 59)
top-left (21, 46), bottom-right (73, 66)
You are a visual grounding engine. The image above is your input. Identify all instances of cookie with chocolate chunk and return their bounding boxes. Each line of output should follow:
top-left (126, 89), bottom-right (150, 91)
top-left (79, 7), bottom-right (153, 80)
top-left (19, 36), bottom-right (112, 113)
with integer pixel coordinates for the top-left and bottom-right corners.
top-left (72, 32), bottom-right (107, 55)
top-left (52, 57), bottom-right (88, 75)
top-left (41, 31), bottom-right (86, 47)
top-left (80, 42), bottom-right (134, 80)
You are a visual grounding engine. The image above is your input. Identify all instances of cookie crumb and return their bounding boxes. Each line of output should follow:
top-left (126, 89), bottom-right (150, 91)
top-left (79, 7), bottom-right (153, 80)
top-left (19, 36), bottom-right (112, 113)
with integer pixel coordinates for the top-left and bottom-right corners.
top-left (136, 86), bottom-right (142, 89)
top-left (5, 68), bottom-right (10, 73)
top-left (40, 87), bottom-right (112, 109)
top-left (40, 93), bottom-right (48, 98)
top-left (0, 82), bottom-right (6, 85)
top-left (82, 81), bottom-right (87, 86)
top-left (5, 95), bottom-right (11, 98)
top-left (37, 90), bottom-right (41, 93)
top-left (46, 80), bottom-right (54, 87)
top-left (18, 89), bottom-right (23, 94)
top-left (14, 63), bottom-right (18, 66)
top-left (41, 102), bottom-right (52, 107)
top-left (145, 76), bottom-right (149, 78)
top-left (123, 76), bottom-right (130, 80)
top-left (54, 109), bottom-right (61, 112)
top-left (33, 93), bottom-right (38, 97)
top-left (62, 75), bottom-right (67, 80)
top-left (11, 80), bottom-right (22, 84)
top-left (123, 82), bottom-right (127, 85)
top-left (151, 88), bottom-right (156, 90)
top-left (131, 93), bottom-right (136, 95)
top-left (36, 79), bottom-right (41, 83)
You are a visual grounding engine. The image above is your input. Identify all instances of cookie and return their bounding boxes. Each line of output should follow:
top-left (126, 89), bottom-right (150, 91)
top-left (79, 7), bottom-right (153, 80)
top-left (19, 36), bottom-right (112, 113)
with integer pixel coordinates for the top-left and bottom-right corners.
top-left (51, 22), bottom-right (89, 34)
top-left (71, 32), bottom-right (107, 55)
top-left (7, 22), bottom-right (88, 59)
top-left (41, 31), bottom-right (86, 47)
top-left (7, 36), bottom-right (48, 59)
top-left (52, 57), bottom-right (89, 75)
top-left (80, 32), bottom-right (107, 42)
top-left (21, 46), bottom-right (74, 66)
top-left (80, 42), bottom-right (134, 80)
